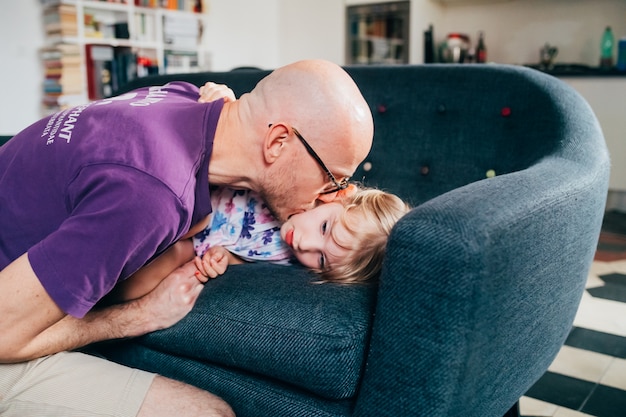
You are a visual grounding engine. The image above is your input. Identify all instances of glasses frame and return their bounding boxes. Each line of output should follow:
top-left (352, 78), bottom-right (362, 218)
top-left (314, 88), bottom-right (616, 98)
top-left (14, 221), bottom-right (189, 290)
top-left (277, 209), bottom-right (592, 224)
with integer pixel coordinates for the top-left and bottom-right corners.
top-left (270, 124), bottom-right (349, 194)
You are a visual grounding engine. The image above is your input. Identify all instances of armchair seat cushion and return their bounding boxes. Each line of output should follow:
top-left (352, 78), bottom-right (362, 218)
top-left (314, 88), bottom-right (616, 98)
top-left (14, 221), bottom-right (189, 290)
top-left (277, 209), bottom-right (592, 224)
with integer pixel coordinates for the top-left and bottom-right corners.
top-left (132, 263), bottom-right (376, 400)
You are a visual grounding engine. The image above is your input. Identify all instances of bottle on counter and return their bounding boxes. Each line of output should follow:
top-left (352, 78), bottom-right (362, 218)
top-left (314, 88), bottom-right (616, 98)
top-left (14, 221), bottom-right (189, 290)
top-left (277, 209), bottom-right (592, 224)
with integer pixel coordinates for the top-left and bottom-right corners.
top-left (600, 26), bottom-right (615, 69)
top-left (424, 24), bottom-right (435, 63)
top-left (475, 31), bottom-right (487, 63)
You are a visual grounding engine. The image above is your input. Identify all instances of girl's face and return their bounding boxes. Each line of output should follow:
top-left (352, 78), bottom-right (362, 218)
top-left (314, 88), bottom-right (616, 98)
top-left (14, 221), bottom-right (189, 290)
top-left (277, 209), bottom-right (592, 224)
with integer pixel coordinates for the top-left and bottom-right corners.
top-left (280, 202), bottom-right (351, 271)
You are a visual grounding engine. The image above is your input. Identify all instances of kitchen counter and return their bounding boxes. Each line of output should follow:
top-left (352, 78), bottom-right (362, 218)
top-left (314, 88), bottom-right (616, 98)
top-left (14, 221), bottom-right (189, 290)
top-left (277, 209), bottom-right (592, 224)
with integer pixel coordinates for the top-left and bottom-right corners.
top-left (525, 63), bottom-right (626, 77)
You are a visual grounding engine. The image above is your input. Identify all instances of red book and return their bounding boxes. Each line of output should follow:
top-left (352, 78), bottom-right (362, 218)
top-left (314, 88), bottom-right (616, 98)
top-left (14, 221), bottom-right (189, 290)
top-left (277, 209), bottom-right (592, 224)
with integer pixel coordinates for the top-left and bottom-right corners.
top-left (85, 44), bottom-right (114, 100)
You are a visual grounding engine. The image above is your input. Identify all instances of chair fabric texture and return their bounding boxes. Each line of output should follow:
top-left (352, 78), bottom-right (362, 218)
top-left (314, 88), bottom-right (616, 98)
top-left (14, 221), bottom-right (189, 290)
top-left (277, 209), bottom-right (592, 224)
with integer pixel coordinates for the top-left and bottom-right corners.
top-left (95, 64), bottom-right (609, 417)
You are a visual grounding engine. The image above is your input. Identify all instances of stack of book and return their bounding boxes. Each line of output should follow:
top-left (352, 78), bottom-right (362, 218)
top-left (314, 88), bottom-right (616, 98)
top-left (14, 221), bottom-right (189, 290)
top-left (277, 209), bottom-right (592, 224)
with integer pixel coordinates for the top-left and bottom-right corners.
top-left (162, 14), bottom-right (199, 50)
top-left (162, 13), bottom-right (200, 73)
top-left (43, 3), bottom-right (78, 39)
top-left (134, 12), bottom-right (156, 42)
top-left (41, 43), bottom-right (84, 113)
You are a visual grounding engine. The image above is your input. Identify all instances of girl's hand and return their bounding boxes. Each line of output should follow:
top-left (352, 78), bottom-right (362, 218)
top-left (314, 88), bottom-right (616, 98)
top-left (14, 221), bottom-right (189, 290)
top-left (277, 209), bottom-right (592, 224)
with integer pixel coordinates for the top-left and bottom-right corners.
top-left (198, 82), bottom-right (236, 103)
top-left (194, 246), bottom-right (230, 279)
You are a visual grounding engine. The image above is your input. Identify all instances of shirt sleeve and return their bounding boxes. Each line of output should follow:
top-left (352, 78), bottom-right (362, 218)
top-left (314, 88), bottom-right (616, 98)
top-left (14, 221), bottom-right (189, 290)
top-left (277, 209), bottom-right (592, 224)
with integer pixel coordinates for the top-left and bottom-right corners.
top-left (29, 165), bottom-right (187, 318)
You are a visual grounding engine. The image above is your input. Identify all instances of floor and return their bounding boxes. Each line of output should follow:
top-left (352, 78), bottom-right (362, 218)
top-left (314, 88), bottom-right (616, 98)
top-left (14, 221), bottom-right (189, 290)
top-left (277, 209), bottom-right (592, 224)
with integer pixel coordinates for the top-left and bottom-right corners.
top-left (520, 210), bottom-right (626, 417)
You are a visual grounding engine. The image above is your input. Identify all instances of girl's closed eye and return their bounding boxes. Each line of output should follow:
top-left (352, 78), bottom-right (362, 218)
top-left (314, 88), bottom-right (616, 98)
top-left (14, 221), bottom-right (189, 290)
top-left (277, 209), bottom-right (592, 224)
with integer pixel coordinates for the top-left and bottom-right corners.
top-left (319, 221), bottom-right (328, 269)
top-left (319, 218), bottom-right (333, 269)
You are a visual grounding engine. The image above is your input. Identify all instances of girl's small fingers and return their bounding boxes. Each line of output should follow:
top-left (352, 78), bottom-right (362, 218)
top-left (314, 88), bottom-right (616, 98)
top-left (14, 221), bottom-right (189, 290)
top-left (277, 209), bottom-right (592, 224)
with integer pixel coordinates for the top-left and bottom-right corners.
top-left (194, 270), bottom-right (209, 283)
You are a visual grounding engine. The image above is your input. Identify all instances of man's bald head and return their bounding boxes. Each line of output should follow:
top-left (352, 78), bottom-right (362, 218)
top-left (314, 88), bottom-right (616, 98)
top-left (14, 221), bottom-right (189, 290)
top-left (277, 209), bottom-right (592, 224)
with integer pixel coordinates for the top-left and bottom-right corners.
top-left (247, 60), bottom-right (373, 172)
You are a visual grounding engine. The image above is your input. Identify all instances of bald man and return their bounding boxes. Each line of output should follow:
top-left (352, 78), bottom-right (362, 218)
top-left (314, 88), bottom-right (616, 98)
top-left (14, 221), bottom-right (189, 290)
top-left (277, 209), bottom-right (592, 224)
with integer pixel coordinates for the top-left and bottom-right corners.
top-left (0, 60), bottom-right (373, 417)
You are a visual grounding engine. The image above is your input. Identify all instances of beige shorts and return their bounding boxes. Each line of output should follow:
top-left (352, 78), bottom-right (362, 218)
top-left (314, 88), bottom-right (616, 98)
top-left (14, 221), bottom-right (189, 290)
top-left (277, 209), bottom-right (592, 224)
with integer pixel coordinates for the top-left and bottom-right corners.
top-left (0, 351), bottom-right (155, 417)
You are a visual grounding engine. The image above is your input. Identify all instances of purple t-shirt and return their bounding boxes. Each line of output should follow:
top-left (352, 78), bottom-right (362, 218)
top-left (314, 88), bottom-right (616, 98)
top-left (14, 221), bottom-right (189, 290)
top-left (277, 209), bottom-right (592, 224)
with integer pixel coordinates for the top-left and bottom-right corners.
top-left (0, 82), bottom-right (222, 317)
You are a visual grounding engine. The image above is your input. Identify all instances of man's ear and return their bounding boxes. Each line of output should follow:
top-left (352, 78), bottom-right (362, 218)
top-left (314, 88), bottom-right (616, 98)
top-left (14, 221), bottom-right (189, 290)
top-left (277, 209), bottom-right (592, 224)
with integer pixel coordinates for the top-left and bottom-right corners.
top-left (317, 184), bottom-right (358, 203)
top-left (264, 123), bottom-right (290, 163)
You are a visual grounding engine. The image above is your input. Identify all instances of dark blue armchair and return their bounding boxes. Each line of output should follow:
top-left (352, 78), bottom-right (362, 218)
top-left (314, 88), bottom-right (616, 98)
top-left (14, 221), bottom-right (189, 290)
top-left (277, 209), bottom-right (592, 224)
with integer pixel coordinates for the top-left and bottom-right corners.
top-left (99, 64), bottom-right (609, 417)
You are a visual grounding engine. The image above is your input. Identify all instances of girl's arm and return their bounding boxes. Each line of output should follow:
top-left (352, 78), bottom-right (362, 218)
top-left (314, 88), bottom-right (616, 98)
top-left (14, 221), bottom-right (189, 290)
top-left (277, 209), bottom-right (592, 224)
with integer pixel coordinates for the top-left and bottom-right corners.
top-left (111, 239), bottom-right (196, 302)
top-left (112, 213), bottom-right (212, 302)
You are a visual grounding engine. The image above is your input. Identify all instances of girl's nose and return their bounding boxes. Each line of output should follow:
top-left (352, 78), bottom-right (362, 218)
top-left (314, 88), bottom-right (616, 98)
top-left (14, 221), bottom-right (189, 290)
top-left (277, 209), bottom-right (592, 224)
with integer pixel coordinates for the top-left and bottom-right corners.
top-left (296, 233), bottom-right (320, 252)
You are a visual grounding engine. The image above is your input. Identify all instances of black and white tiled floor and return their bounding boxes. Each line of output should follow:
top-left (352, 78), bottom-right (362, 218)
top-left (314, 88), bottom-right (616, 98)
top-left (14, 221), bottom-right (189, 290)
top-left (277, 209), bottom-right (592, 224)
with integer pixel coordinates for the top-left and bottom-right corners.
top-left (520, 211), bottom-right (626, 417)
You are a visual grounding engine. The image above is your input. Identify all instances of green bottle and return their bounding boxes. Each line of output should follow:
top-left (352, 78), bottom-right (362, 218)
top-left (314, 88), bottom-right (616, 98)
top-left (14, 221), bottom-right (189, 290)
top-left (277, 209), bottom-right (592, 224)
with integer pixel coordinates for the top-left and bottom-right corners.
top-left (600, 26), bottom-right (614, 69)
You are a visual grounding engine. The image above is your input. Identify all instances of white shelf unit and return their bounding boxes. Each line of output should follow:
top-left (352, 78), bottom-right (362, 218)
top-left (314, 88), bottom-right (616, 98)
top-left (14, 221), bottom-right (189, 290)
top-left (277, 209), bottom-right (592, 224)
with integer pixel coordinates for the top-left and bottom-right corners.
top-left (40, 0), bottom-right (207, 111)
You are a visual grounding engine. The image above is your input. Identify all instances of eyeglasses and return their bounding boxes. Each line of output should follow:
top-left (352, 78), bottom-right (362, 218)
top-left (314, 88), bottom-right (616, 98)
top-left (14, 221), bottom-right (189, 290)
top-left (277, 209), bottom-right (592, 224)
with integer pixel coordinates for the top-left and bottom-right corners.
top-left (270, 124), bottom-right (349, 194)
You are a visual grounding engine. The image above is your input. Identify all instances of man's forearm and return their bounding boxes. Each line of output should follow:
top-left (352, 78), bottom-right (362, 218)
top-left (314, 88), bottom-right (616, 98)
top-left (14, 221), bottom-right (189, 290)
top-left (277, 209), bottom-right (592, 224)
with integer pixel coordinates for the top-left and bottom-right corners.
top-left (12, 300), bottom-right (152, 362)
top-left (5, 261), bottom-right (203, 363)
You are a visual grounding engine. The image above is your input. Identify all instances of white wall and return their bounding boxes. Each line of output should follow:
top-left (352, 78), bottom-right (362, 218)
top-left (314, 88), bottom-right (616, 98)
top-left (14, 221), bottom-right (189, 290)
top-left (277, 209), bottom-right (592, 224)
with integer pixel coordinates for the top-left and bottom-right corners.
top-left (278, 0), bottom-right (345, 66)
top-left (410, 0), bottom-right (444, 64)
top-left (203, 0), bottom-right (281, 71)
top-left (203, 0), bottom-right (345, 71)
top-left (0, 0), bottom-right (45, 135)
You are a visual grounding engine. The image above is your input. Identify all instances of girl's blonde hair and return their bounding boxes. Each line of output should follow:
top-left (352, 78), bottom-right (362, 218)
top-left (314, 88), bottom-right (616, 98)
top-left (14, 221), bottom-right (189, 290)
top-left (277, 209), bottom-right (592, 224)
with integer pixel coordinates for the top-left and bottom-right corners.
top-left (317, 186), bottom-right (411, 284)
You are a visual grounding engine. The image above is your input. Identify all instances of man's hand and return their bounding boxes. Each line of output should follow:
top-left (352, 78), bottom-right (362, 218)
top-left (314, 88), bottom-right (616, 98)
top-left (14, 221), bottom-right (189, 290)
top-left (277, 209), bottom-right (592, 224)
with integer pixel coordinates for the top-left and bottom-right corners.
top-left (136, 260), bottom-right (205, 331)
top-left (198, 82), bottom-right (236, 103)
top-left (193, 246), bottom-right (230, 279)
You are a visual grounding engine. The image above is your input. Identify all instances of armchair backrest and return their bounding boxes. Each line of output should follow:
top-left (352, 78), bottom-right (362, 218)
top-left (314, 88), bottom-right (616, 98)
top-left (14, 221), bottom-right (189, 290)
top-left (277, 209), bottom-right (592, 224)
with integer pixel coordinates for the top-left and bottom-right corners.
top-left (350, 65), bottom-right (610, 417)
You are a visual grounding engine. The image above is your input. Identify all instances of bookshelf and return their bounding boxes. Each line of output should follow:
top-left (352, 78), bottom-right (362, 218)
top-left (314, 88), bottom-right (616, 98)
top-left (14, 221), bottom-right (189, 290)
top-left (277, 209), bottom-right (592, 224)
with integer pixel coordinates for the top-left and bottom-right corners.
top-left (40, 0), bottom-right (207, 114)
top-left (346, 1), bottom-right (410, 65)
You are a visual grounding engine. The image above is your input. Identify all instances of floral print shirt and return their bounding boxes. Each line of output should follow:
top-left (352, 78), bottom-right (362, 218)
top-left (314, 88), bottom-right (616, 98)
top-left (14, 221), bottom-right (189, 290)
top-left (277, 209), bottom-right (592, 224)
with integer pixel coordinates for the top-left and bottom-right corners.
top-left (193, 187), bottom-right (293, 264)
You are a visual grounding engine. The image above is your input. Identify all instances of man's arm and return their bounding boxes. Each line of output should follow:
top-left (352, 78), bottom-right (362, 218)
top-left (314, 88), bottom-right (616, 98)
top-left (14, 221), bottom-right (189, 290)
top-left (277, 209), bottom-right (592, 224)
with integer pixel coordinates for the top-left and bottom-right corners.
top-left (0, 253), bottom-right (65, 362)
top-left (0, 253), bottom-right (203, 363)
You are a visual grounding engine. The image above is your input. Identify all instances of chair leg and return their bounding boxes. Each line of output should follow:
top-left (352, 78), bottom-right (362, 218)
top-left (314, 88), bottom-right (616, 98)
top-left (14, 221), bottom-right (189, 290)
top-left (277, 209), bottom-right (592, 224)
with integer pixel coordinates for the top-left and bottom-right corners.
top-left (502, 401), bottom-right (520, 417)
